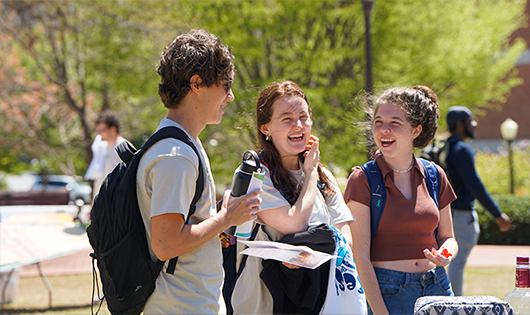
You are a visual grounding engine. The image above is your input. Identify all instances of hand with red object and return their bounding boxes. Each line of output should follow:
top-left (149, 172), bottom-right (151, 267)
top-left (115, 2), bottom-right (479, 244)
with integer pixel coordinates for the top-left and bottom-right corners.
top-left (424, 247), bottom-right (453, 267)
top-left (438, 248), bottom-right (453, 259)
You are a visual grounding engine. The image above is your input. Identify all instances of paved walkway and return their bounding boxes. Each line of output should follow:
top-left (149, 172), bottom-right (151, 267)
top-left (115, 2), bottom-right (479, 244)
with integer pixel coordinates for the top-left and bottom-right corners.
top-left (466, 245), bottom-right (529, 267)
top-left (18, 248), bottom-right (93, 277)
top-left (16, 245), bottom-right (530, 277)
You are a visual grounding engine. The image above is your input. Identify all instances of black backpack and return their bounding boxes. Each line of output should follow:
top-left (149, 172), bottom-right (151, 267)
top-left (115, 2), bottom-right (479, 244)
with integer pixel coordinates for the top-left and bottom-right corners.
top-left (420, 138), bottom-right (450, 170)
top-left (87, 126), bottom-right (205, 315)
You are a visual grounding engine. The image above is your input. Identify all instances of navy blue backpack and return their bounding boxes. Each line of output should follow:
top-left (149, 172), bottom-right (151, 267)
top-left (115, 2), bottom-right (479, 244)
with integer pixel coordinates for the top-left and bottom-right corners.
top-left (360, 158), bottom-right (440, 245)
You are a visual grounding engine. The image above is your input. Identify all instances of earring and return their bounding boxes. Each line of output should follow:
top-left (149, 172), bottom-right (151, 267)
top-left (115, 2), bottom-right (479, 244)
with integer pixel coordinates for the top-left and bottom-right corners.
top-left (266, 135), bottom-right (271, 141)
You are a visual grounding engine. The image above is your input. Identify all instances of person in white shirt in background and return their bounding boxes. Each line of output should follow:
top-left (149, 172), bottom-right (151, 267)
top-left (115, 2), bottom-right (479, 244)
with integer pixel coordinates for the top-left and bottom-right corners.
top-left (85, 110), bottom-right (126, 196)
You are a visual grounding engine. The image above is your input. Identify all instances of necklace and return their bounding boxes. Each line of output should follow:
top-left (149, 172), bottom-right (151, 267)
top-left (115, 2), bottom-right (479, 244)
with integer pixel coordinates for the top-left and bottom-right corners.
top-left (390, 159), bottom-right (414, 173)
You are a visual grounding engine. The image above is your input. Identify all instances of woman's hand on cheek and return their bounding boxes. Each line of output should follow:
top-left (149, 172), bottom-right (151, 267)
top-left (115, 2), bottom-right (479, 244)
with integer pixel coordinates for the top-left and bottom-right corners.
top-left (304, 135), bottom-right (319, 154)
top-left (303, 135), bottom-right (319, 173)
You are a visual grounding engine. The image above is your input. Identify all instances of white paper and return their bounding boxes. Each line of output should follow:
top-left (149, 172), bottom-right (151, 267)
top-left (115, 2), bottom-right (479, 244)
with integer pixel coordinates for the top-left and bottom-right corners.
top-left (239, 240), bottom-right (337, 269)
top-left (247, 170), bottom-right (265, 193)
top-left (234, 170), bottom-right (265, 238)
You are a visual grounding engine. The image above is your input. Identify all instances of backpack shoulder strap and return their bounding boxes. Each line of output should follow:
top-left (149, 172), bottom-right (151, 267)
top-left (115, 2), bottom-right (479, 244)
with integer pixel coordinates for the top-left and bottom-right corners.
top-left (418, 158), bottom-right (441, 241)
top-left (137, 126), bottom-right (205, 218)
top-left (418, 158), bottom-right (440, 208)
top-left (224, 222), bottom-right (261, 314)
top-left (115, 141), bottom-right (137, 164)
top-left (235, 223), bottom-right (260, 278)
top-left (136, 126), bottom-right (205, 275)
top-left (438, 139), bottom-right (451, 170)
top-left (360, 160), bottom-right (386, 247)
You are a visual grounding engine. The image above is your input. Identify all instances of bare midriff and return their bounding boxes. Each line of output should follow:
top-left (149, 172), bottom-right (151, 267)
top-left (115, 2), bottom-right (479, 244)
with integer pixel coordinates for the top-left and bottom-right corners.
top-left (373, 258), bottom-right (437, 273)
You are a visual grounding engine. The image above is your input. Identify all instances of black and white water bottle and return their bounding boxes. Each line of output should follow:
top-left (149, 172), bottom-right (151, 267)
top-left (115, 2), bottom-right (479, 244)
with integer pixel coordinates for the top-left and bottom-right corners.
top-left (231, 150), bottom-right (260, 197)
top-left (224, 150), bottom-right (261, 236)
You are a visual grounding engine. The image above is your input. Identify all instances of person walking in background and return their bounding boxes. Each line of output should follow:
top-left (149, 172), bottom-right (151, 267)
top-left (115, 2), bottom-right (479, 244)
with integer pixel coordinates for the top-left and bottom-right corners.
top-left (231, 81), bottom-right (363, 314)
top-left (136, 29), bottom-right (261, 314)
top-left (344, 86), bottom-right (458, 314)
top-left (85, 110), bottom-right (127, 194)
top-left (444, 106), bottom-right (511, 296)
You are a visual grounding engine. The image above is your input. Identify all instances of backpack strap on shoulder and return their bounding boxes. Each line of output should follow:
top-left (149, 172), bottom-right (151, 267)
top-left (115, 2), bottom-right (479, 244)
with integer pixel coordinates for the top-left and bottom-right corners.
top-left (115, 141), bottom-right (137, 164)
top-left (235, 223), bottom-right (261, 278)
top-left (360, 160), bottom-right (386, 247)
top-left (224, 222), bottom-right (261, 314)
top-left (418, 158), bottom-right (440, 208)
top-left (418, 158), bottom-right (441, 241)
top-left (137, 126), bottom-right (205, 275)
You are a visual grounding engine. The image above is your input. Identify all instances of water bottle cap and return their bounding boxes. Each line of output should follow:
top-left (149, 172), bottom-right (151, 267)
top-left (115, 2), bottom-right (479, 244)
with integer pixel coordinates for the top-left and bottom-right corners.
top-left (240, 159), bottom-right (258, 173)
top-left (516, 256), bottom-right (529, 265)
top-left (239, 150), bottom-right (260, 173)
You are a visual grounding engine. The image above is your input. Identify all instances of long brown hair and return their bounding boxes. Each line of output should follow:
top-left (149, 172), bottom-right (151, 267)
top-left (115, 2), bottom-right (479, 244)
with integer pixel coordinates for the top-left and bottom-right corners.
top-left (256, 81), bottom-right (334, 204)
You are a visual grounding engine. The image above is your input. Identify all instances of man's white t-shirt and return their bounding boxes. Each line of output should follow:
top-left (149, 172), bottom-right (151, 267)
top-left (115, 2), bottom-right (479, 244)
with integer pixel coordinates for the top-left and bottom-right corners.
top-left (87, 135), bottom-right (126, 192)
top-left (136, 118), bottom-right (224, 314)
top-left (103, 136), bottom-right (126, 178)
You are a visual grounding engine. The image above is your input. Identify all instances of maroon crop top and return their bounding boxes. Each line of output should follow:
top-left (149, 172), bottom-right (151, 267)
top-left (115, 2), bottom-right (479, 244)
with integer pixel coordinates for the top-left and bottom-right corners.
top-left (343, 154), bottom-right (456, 261)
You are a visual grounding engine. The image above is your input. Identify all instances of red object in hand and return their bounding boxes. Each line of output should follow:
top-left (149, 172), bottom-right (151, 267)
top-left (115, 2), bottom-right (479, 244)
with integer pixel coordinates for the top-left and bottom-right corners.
top-left (439, 248), bottom-right (452, 258)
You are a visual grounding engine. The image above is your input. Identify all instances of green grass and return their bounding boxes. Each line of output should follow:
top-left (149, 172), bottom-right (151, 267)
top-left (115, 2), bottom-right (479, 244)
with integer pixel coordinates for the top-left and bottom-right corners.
top-left (0, 267), bottom-right (516, 314)
top-left (0, 273), bottom-right (109, 315)
top-left (463, 266), bottom-right (514, 300)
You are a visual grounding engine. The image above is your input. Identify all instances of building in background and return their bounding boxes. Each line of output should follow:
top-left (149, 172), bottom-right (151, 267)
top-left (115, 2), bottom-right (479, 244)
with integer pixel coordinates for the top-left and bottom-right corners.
top-left (474, 0), bottom-right (529, 151)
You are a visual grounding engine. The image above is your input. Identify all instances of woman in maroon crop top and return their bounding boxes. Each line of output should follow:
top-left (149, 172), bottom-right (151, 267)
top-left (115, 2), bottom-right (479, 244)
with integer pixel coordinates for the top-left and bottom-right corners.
top-left (344, 86), bottom-right (458, 315)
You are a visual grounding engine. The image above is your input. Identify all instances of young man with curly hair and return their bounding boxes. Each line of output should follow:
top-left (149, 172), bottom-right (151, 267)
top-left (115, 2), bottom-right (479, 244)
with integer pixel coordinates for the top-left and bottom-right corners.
top-left (136, 29), bottom-right (261, 314)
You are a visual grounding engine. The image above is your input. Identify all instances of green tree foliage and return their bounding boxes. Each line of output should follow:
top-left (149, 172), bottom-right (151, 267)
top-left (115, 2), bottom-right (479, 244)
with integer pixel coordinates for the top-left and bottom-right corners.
top-left (167, 1), bottom-right (369, 184)
top-left (1, 0), bottom-right (527, 189)
top-left (477, 195), bottom-right (530, 245)
top-left (0, 0), bottom-right (166, 174)
top-left (475, 140), bottom-right (530, 196)
top-left (372, 0), bottom-right (527, 125)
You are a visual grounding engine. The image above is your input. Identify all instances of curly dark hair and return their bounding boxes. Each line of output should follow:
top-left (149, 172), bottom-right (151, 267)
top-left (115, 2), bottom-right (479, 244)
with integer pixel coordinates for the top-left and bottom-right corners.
top-left (256, 81), bottom-right (335, 203)
top-left (156, 29), bottom-right (234, 109)
top-left (366, 85), bottom-right (440, 149)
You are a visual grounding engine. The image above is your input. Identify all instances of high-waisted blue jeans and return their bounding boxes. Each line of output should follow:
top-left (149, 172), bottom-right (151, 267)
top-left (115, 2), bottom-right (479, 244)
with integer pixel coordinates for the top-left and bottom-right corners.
top-left (368, 266), bottom-right (453, 314)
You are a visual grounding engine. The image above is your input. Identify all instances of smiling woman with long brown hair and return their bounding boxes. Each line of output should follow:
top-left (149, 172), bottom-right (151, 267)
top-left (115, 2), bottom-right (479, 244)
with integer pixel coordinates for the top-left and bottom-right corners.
top-left (230, 80), bottom-right (360, 314)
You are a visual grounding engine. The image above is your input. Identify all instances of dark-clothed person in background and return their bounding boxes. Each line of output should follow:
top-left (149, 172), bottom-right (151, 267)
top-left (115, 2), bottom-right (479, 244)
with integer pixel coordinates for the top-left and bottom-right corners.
top-left (445, 106), bottom-right (511, 296)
